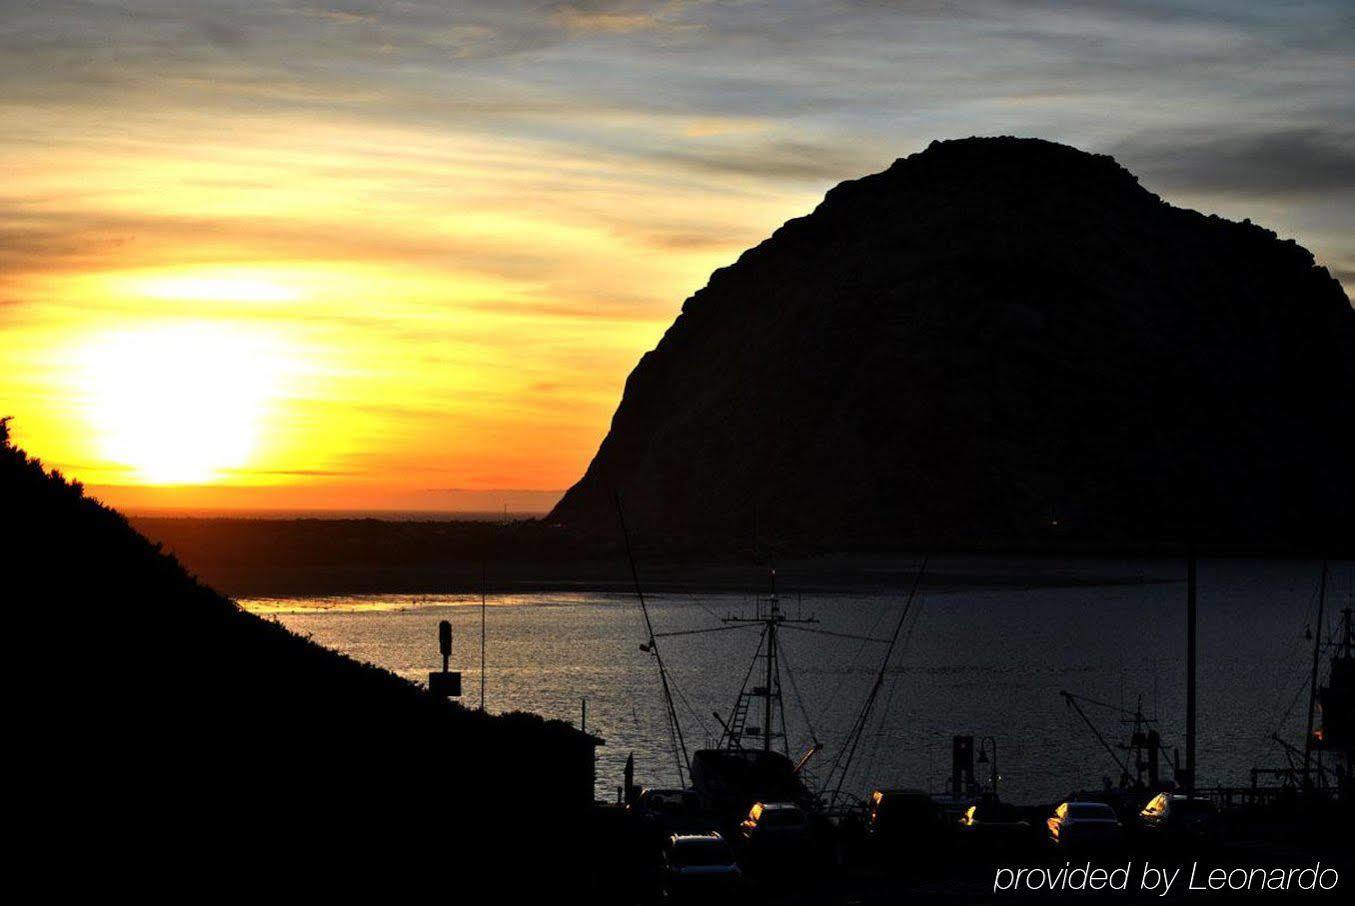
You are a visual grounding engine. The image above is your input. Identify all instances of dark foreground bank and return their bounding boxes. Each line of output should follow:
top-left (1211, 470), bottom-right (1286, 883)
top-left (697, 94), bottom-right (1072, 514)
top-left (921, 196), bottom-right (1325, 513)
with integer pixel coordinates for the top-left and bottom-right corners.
top-left (5, 420), bottom-right (603, 895)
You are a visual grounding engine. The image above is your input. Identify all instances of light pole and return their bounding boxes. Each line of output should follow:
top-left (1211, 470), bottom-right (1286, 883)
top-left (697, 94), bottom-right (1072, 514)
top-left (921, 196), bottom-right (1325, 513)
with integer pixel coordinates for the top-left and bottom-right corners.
top-left (977, 736), bottom-right (999, 801)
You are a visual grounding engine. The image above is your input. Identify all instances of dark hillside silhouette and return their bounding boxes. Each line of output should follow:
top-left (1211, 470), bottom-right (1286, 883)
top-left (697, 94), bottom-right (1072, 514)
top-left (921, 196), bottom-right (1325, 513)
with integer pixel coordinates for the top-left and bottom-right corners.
top-left (549, 137), bottom-right (1355, 552)
top-left (4, 418), bottom-right (599, 893)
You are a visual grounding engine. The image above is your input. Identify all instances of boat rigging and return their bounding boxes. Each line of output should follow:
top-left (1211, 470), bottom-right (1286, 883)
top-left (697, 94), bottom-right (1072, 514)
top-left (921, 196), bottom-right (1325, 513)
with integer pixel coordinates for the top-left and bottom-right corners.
top-left (616, 493), bottom-right (690, 787)
top-left (614, 508), bottom-right (932, 814)
top-left (712, 572), bottom-right (821, 756)
top-left (1059, 689), bottom-right (1177, 791)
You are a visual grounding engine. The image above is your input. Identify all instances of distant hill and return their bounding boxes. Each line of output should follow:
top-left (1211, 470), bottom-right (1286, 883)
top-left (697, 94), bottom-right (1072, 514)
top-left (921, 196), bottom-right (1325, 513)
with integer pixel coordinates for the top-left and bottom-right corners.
top-left (549, 137), bottom-right (1355, 553)
top-left (4, 418), bottom-right (598, 890)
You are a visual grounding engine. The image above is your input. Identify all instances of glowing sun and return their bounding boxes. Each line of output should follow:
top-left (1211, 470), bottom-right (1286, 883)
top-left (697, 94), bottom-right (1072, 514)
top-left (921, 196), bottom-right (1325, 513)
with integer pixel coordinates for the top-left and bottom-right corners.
top-left (76, 322), bottom-right (290, 484)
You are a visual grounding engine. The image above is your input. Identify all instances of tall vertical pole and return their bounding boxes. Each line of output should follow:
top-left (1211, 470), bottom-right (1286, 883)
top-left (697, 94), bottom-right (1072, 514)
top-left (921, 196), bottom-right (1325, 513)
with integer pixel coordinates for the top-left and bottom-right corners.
top-left (480, 559), bottom-right (487, 712)
top-left (765, 615), bottom-right (775, 752)
top-left (1185, 550), bottom-right (1197, 795)
top-left (1182, 292), bottom-right (1200, 799)
top-left (1303, 559), bottom-right (1329, 789)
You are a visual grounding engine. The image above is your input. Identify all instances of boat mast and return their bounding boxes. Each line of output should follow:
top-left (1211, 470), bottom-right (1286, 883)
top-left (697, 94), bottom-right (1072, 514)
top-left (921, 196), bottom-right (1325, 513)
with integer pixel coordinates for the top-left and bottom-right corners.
top-left (764, 587), bottom-right (775, 752)
top-left (720, 569), bottom-right (817, 754)
top-left (1303, 559), bottom-right (1329, 789)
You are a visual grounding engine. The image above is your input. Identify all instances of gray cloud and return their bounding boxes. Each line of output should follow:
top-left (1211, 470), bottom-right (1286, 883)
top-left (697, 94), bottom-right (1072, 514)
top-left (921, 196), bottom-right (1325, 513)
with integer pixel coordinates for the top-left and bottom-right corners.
top-left (1112, 128), bottom-right (1355, 197)
top-left (2, 1), bottom-right (1353, 279)
top-left (649, 139), bottom-right (881, 183)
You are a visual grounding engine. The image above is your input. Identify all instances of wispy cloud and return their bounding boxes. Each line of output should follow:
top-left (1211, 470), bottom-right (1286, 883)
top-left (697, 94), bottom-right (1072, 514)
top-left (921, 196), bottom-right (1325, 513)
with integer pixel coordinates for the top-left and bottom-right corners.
top-left (1113, 127), bottom-right (1355, 197)
top-left (2, 0), bottom-right (1352, 506)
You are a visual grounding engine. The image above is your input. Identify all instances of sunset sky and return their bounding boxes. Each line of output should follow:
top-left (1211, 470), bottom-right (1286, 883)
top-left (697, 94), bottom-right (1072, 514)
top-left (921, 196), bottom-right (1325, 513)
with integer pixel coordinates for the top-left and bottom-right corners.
top-left (3, 1), bottom-right (1352, 514)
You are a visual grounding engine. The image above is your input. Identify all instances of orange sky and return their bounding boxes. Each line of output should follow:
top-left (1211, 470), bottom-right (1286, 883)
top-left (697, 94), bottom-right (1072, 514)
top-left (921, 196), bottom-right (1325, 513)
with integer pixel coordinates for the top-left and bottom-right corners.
top-left (1, 110), bottom-right (818, 512)
top-left (3, 3), bottom-right (1350, 514)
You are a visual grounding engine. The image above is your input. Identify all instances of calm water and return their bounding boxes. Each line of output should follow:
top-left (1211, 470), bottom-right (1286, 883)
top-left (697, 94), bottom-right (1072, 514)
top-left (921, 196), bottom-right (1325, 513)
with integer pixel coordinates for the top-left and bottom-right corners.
top-left (241, 558), bottom-right (1353, 805)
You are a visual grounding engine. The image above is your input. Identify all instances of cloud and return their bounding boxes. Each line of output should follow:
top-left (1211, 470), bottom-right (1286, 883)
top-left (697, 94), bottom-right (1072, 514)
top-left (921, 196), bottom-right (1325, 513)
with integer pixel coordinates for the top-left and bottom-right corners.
top-left (637, 227), bottom-right (751, 252)
top-left (550, 1), bottom-right (677, 34)
top-left (222, 467), bottom-right (357, 477)
top-left (1113, 128), bottom-right (1355, 198)
top-left (4, 0), bottom-right (1355, 495)
top-left (0, 206), bottom-right (556, 282)
top-left (649, 138), bottom-right (882, 183)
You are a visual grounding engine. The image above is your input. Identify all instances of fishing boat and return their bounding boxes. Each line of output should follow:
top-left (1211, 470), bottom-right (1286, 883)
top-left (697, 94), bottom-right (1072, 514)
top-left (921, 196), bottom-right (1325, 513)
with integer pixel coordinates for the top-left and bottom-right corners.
top-left (1059, 689), bottom-right (1176, 794)
top-left (691, 584), bottom-right (823, 817)
top-left (617, 493), bottom-right (929, 825)
top-left (1242, 562), bottom-right (1353, 806)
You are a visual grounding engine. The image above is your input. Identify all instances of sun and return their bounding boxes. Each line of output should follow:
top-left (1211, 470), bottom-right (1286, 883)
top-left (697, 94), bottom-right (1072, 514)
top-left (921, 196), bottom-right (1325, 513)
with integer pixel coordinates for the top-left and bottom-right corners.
top-left (75, 322), bottom-right (290, 484)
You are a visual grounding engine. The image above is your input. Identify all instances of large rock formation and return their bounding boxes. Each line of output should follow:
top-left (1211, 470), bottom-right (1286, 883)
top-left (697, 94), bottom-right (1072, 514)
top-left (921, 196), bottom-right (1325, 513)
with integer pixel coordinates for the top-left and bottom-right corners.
top-left (549, 138), bottom-right (1355, 552)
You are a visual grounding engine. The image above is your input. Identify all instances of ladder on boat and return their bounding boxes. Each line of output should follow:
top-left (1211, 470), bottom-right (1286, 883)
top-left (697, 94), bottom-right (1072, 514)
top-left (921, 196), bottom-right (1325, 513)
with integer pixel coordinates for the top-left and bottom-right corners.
top-left (726, 687), bottom-right (754, 745)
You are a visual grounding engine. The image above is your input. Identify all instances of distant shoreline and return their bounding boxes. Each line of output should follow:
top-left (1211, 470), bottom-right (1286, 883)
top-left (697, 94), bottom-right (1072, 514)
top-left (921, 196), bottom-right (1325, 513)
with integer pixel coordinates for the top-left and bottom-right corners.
top-left (121, 508), bottom-right (550, 522)
top-left (128, 516), bottom-right (1349, 599)
top-left (226, 570), bottom-right (1177, 599)
top-left (230, 564), bottom-right (1177, 604)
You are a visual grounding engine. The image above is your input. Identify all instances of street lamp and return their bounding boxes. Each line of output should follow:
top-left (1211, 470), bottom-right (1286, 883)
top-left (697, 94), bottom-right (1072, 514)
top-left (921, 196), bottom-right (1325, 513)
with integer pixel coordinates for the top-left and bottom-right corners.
top-left (976, 736), bottom-right (999, 800)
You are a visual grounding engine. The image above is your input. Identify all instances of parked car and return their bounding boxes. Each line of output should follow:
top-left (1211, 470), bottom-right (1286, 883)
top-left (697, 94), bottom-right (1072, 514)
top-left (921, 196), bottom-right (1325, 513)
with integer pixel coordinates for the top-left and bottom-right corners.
top-left (660, 833), bottom-right (742, 901)
top-left (1046, 801), bottom-right (1124, 848)
top-left (1136, 794), bottom-right (1221, 846)
top-left (739, 801), bottom-right (814, 853)
top-left (865, 788), bottom-right (949, 855)
top-left (930, 792), bottom-right (976, 827)
top-left (868, 789), bottom-right (941, 839)
top-left (630, 788), bottom-right (709, 836)
top-left (958, 797), bottom-right (1034, 853)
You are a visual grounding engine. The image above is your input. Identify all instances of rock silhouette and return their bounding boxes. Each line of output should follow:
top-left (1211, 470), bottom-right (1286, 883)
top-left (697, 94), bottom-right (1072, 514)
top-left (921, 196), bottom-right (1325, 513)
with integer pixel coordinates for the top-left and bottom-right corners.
top-left (550, 137), bottom-right (1355, 552)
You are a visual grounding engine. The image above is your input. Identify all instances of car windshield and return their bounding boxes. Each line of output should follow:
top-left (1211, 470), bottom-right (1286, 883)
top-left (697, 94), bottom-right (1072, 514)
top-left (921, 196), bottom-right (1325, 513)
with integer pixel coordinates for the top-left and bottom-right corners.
top-left (877, 796), bottom-right (932, 817)
top-left (761, 808), bottom-right (806, 827)
top-left (1175, 800), bottom-right (1216, 816)
top-left (672, 841), bottom-right (734, 866)
top-left (646, 792), bottom-right (693, 812)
